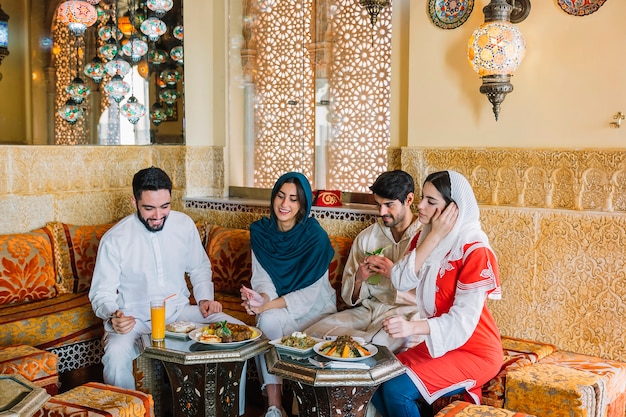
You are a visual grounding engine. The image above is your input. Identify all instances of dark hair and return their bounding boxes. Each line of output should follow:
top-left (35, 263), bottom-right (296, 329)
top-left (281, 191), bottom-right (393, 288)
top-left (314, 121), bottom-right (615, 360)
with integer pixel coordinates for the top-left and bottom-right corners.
top-left (132, 167), bottom-right (172, 201)
top-left (424, 171), bottom-right (453, 207)
top-left (271, 177), bottom-right (307, 223)
top-left (369, 170), bottom-right (415, 203)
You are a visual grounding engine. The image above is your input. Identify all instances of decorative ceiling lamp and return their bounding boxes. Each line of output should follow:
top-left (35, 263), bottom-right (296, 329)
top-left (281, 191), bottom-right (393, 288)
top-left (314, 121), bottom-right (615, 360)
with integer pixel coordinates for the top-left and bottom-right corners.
top-left (159, 68), bottom-right (179, 86)
top-left (57, 1), bottom-right (98, 36)
top-left (169, 45), bottom-right (183, 65)
top-left (97, 17), bottom-right (117, 41)
top-left (0, 3), bottom-right (9, 73)
top-left (172, 25), bottom-right (183, 41)
top-left (84, 56), bottom-right (106, 83)
top-left (121, 95), bottom-right (146, 124)
top-left (358, 0), bottom-right (390, 28)
top-left (148, 48), bottom-right (168, 65)
top-left (117, 15), bottom-right (134, 37)
top-left (150, 101), bottom-right (167, 126)
top-left (146, 0), bottom-right (173, 18)
top-left (105, 56), bottom-right (131, 77)
top-left (66, 76), bottom-right (90, 103)
top-left (122, 35), bottom-right (148, 63)
top-left (467, 0), bottom-right (530, 121)
top-left (140, 17), bottom-right (166, 41)
top-left (104, 74), bottom-right (130, 103)
top-left (59, 98), bottom-right (84, 124)
top-left (99, 38), bottom-right (118, 60)
top-left (158, 87), bottom-right (180, 106)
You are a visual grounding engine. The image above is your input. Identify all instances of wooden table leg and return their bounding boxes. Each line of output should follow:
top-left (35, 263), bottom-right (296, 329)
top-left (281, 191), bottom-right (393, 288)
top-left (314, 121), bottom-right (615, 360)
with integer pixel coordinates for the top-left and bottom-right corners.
top-left (285, 380), bottom-right (378, 417)
top-left (162, 361), bottom-right (244, 417)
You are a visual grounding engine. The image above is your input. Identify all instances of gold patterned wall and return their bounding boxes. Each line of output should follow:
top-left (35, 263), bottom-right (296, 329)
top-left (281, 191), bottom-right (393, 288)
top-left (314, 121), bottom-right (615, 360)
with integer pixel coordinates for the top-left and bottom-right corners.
top-left (0, 145), bottom-right (223, 235)
top-left (402, 147), bottom-right (626, 363)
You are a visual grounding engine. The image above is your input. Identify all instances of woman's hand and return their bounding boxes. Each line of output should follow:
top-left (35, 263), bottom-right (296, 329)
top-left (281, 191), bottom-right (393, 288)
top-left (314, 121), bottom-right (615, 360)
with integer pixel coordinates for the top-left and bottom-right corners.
top-left (240, 285), bottom-right (266, 315)
top-left (431, 202), bottom-right (458, 239)
top-left (382, 315), bottom-right (430, 338)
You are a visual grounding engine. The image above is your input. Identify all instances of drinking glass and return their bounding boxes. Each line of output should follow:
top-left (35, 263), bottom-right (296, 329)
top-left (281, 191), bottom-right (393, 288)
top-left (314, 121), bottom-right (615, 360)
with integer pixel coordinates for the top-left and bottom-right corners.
top-left (150, 299), bottom-right (166, 342)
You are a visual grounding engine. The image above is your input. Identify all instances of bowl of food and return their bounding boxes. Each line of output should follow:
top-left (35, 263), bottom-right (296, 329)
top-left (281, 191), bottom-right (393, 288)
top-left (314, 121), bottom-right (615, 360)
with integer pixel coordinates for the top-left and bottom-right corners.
top-left (188, 321), bottom-right (262, 348)
top-left (313, 335), bottom-right (378, 361)
top-left (270, 331), bottom-right (322, 354)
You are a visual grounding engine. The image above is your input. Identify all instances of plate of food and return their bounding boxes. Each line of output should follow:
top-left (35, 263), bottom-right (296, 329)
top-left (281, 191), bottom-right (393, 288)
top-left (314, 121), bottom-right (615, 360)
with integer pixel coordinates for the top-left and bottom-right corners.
top-left (313, 335), bottom-right (378, 362)
top-left (188, 321), bottom-right (262, 348)
top-left (165, 321), bottom-right (198, 339)
top-left (269, 331), bottom-right (322, 355)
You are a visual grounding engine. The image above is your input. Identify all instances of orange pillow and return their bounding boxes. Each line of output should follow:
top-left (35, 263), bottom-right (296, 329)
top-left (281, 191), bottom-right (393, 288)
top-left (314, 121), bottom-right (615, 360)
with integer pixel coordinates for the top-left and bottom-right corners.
top-left (0, 231), bottom-right (57, 305)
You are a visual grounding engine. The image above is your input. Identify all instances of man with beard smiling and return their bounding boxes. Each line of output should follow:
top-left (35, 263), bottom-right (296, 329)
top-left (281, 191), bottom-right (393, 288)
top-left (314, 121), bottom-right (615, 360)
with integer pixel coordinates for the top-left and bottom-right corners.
top-left (305, 170), bottom-right (422, 353)
top-left (89, 167), bottom-right (240, 390)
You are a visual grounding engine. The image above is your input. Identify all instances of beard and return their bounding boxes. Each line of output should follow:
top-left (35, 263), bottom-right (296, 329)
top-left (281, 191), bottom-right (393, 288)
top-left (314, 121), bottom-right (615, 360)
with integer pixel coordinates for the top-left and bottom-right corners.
top-left (137, 210), bottom-right (168, 233)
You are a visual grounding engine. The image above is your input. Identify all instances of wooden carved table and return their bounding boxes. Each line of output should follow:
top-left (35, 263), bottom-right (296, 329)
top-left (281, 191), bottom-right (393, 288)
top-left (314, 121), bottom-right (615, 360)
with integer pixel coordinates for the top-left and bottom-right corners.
top-left (137, 333), bottom-right (269, 417)
top-left (265, 345), bottom-right (405, 417)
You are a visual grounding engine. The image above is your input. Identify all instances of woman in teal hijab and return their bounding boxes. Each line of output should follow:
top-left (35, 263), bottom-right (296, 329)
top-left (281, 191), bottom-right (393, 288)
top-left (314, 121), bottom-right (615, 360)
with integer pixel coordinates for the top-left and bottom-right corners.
top-left (241, 172), bottom-right (336, 417)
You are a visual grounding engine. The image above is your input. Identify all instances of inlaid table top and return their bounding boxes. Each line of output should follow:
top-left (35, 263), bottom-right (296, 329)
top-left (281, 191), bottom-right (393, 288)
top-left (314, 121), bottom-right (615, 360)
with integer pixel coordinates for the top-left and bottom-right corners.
top-left (0, 374), bottom-right (50, 417)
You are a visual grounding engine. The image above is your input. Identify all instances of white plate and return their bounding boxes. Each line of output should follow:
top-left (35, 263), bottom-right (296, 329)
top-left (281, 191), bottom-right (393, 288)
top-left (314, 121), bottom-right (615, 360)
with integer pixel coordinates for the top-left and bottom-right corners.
top-left (313, 341), bottom-right (378, 362)
top-left (165, 330), bottom-right (192, 339)
top-left (188, 326), bottom-right (262, 348)
top-left (269, 337), bottom-right (323, 355)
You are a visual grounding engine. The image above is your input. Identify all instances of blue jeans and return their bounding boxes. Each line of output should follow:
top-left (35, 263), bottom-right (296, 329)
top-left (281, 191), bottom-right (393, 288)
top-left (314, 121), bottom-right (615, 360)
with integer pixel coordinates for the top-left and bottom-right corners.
top-left (371, 373), bottom-right (466, 417)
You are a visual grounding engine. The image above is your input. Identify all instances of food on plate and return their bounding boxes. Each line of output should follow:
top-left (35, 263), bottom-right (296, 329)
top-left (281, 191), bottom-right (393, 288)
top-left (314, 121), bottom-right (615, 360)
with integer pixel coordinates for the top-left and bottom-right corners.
top-left (165, 321), bottom-right (196, 333)
top-left (279, 331), bottom-right (317, 350)
top-left (318, 335), bottom-right (371, 358)
top-left (198, 321), bottom-right (253, 343)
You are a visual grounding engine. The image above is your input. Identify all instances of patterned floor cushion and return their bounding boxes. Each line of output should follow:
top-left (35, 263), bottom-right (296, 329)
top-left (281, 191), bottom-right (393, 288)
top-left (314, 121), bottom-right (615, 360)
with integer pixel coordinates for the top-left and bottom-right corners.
top-left (435, 400), bottom-right (536, 416)
top-left (504, 363), bottom-right (608, 417)
top-left (0, 345), bottom-right (58, 395)
top-left (39, 382), bottom-right (154, 417)
top-left (539, 351), bottom-right (626, 417)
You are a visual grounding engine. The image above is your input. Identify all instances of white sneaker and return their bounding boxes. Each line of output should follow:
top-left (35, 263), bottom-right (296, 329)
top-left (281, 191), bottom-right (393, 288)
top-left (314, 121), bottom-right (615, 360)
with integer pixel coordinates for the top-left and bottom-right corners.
top-left (264, 406), bottom-right (284, 417)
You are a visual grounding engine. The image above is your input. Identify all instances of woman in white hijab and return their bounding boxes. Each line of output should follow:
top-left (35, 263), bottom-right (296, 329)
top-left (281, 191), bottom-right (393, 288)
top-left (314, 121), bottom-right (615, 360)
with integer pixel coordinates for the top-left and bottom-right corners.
top-left (372, 170), bottom-right (502, 417)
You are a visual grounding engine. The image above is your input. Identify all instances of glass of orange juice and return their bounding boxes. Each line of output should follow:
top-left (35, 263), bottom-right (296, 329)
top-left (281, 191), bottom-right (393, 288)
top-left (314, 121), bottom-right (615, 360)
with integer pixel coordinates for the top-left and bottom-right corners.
top-left (150, 299), bottom-right (166, 342)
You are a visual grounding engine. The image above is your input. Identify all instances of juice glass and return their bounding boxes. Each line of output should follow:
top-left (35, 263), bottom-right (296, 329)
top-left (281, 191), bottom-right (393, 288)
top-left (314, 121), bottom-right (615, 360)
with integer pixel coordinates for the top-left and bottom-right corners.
top-left (150, 299), bottom-right (166, 342)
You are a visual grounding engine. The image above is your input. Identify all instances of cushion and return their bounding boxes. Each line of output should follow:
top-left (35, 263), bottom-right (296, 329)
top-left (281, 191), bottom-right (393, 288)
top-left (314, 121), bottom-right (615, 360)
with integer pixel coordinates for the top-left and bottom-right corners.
top-left (0, 345), bottom-right (58, 395)
top-left (42, 382), bottom-right (154, 417)
top-left (0, 230), bottom-right (57, 305)
top-left (44, 222), bottom-right (114, 294)
top-left (205, 225), bottom-right (252, 295)
top-left (327, 235), bottom-right (353, 310)
top-left (504, 363), bottom-right (608, 417)
top-left (435, 400), bottom-right (536, 416)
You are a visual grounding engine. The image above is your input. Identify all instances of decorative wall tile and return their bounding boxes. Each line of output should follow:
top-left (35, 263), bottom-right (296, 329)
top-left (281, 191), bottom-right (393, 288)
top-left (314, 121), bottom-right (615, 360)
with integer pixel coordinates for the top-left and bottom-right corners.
top-left (0, 195), bottom-right (55, 235)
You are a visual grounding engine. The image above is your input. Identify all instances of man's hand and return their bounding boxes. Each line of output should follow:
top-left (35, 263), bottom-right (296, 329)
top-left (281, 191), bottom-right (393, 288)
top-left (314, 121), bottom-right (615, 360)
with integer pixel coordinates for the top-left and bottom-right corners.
top-left (199, 299), bottom-right (223, 317)
top-left (364, 255), bottom-right (393, 280)
top-left (110, 310), bottom-right (136, 334)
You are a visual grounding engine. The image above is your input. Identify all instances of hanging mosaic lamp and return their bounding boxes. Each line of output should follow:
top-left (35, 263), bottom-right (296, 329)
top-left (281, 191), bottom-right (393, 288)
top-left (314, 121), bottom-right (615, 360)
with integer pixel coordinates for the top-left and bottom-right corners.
top-left (105, 57), bottom-right (131, 77)
top-left (467, 0), bottom-right (528, 121)
top-left (358, 0), bottom-right (390, 28)
top-left (172, 25), bottom-right (183, 41)
top-left (98, 37), bottom-right (118, 60)
top-left (169, 45), bottom-right (183, 65)
top-left (140, 17), bottom-right (167, 41)
top-left (146, 0), bottom-right (174, 18)
top-left (148, 48), bottom-right (168, 65)
top-left (57, 1), bottom-right (98, 36)
top-left (122, 36), bottom-right (148, 63)
top-left (84, 56), bottom-right (106, 83)
top-left (133, 6), bottom-right (146, 28)
top-left (159, 68), bottom-right (180, 86)
top-left (158, 87), bottom-right (180, 106)
top-left (117, 15), bottom-right (134, 37)
top-left (96, 6), bottom-right (109, 24)
top-left (137, 59), bottom-right (149, 79)
top-left (104, 74), bottom-right (130, 103)
top-left (150, 101), bottom-right (168, 126)
top-left (59, 98), bottom-right (84, 124)
top-left (66, 76), bottom-right (91, 104)
top-left (121, 95), bottom-right (146, 124)
top-left (97, 17), bottom-right (116, 41)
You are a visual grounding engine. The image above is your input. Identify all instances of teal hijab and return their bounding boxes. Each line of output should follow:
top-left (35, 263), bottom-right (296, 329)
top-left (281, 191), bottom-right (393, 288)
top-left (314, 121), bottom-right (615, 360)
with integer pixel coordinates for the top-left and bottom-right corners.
top-left (249, 172), bottom-right (335, 296)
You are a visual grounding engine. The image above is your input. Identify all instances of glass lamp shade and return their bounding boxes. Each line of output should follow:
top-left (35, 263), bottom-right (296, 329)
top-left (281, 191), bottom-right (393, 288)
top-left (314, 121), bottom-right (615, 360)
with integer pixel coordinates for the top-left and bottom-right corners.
top-left (57, 1), bottom-right (98, 36)
top-left (104, 74), bottom-right (130, 103)
top-left (66, 76), bottom-right (91, 103)
top-left (158, 88), bottom-right (180, 106)
top-left (59, 98), bottom-right (84, 124)
top-left (84, 56), bottom-right (106, 83)
top-left (0, 21), bottom-right (7, 49)
top-left (140, 17), bottom-right (167, 41)
top-left (170, 46), bottom-right (183, 65)
top-left (121, 95), bottom-right (146, 124)
top-left (159, 68), bottom-right (180, 86)
top-left (98, 17), bottom-right (122, 41)
top-left (117, 15), bottom-right (134, 37)
top-left (98, 38), bottom-right (118, 60)
top-left (172, 25), bottom-right (183, 41)
top-left (105, 57), bottom-right (131, 77)
top-left (467, 21), bottom-right (526, 77)
top-left (122, 37), bottom-right (148, 63)
top-left (148, 48), bottom-right (168, 65)
top-left (150, 102), bottom-right (168, 126)
top-left (146, 0), bottom-right (174, 18)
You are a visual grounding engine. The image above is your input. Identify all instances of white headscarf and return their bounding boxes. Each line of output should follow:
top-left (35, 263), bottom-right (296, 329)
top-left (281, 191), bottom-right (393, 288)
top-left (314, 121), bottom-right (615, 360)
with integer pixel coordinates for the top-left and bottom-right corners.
top-left (416, 171), bottom-right (500, 317)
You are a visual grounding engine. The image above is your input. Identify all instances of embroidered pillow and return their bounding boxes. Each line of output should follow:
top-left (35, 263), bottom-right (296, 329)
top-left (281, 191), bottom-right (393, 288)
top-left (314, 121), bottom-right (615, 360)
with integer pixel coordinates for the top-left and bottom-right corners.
top-left (0, 231), bottom-right (57, 305)
top-left (205, 225), bottom-right (252, 296)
